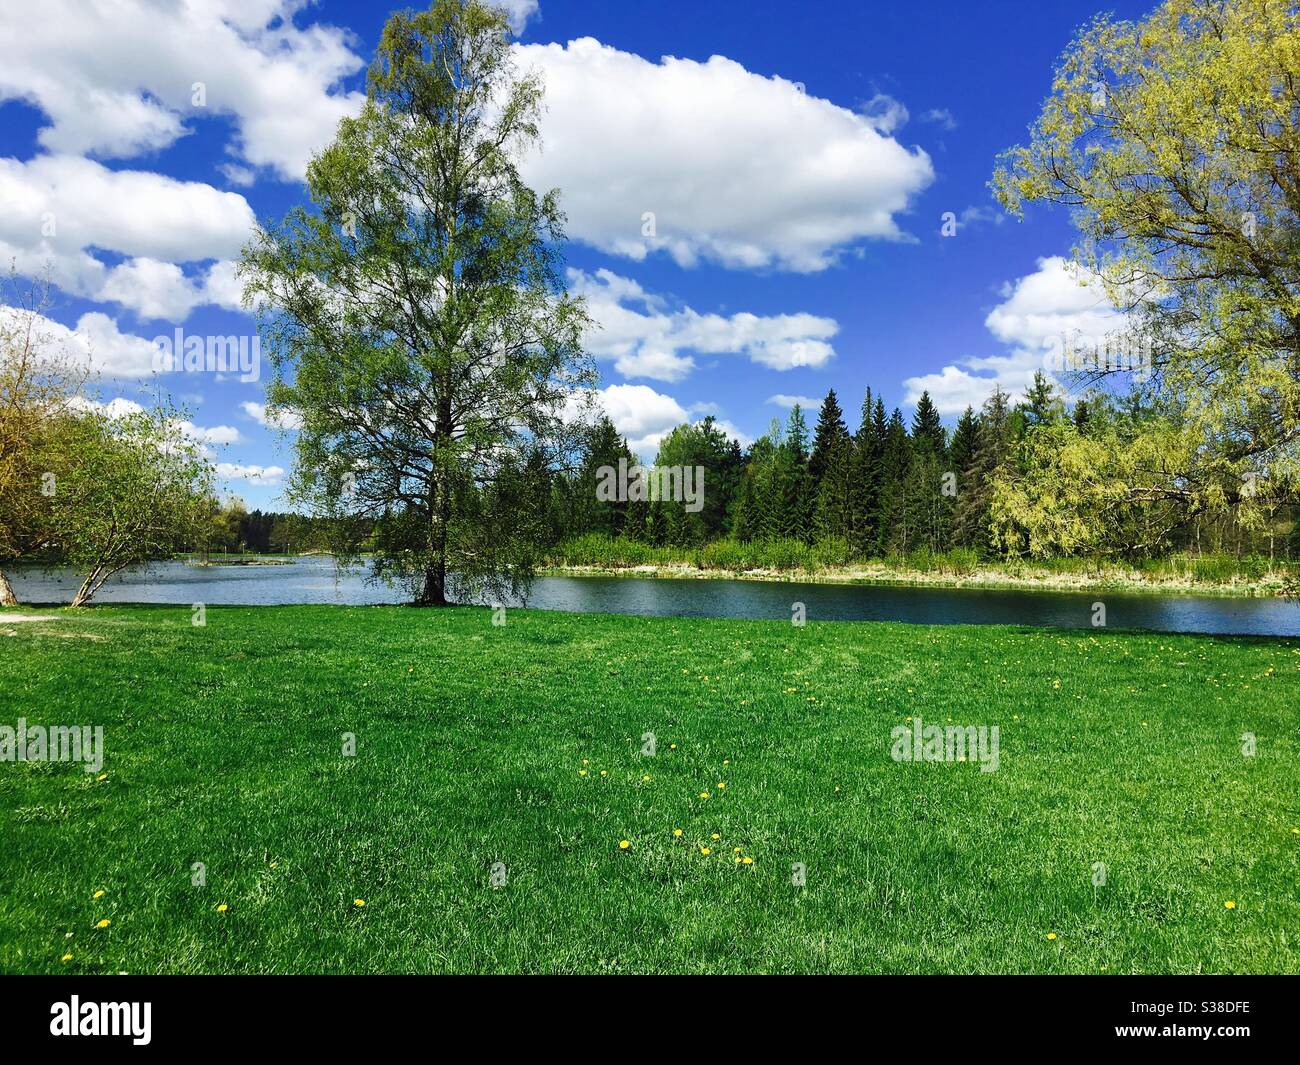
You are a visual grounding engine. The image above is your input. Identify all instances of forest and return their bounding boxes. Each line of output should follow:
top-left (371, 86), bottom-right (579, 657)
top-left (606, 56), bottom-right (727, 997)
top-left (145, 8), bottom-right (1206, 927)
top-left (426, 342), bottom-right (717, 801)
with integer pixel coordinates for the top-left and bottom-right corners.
top-left (204, 371), bottom-right (1297, 578)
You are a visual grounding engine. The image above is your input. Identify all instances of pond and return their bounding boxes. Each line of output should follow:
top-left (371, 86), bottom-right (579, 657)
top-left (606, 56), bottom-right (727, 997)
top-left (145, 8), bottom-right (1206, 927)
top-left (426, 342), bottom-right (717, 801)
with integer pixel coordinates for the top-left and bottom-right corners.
top-left (8, 557), bottom-right (1299, 636)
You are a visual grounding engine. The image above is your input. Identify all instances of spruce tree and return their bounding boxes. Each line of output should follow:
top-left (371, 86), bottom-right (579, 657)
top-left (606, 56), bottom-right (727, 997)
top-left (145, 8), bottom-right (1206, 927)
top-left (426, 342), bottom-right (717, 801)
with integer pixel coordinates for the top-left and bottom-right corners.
top-left (875, 409), bottom-right (912, 555)
top-left (910, 391), bottom-right (946, 455)
top-left (953, 388), bottom-right (1012, 553)
top-left (809, 390), bottom-right (849, 489)
top-left (1021, 370), bottom-right (1064, 428)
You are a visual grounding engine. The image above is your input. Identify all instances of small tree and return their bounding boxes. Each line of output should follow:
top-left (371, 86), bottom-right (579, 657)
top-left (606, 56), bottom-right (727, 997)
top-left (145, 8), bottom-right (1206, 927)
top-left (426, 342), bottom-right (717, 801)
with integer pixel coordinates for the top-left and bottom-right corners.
top-left (0, 278), bottom-right (89, 606)
top-left (45, 407), bottom-right (214, 607)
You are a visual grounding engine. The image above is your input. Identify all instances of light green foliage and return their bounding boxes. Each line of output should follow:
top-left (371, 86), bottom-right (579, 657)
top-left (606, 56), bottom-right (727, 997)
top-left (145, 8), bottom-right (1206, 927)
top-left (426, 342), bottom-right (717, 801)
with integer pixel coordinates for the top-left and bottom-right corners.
top-left (43, 407), bottom-right (214, 606)
top-left (994, 0), bottom-right (1300, 495)
top-left (240, 0), bottom-right (594, 606)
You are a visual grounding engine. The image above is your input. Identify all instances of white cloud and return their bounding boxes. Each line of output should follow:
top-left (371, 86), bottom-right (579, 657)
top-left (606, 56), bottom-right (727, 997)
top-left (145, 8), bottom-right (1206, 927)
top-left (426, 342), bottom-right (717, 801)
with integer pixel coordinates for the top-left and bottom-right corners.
top-left (903, 256), bottom-right (1128, 414)
top-left (954, 204), bottom-right (1005, 232)
top-left (860, 93), bottom-right (909, 134)
top-left (68, 395), bottom-right (241, 449)
top-left (0, 305), bottom-right (161, 379)
top-left (241, 401), bottom-right (302, 431)
top-left (984, 256), bottom-right (1124, 354)
top-left (216, 462), bottom-right (286, 487)
top-left (185, 423), bottom-right (242, 447)
top-left (67, 395), bottom-right (146, 419)
top-left (0, 1), bottom-right (365, 181)
top-left (766, 394), bottom-right (821, 410)
top-left (518, 38), bottom-right (933, 271)
top-left (919, 108), bottom-right (957, 131)
top-left (571, 268), bottom-right (838, 383)
top-left (0, 155), bottom-right (254, 319)
top-left (591, 383), bottom-right (690, 456)
top-left (497, 0), bottom-right (540, 32)
top-left (581, 383), bottom-right (751, 459)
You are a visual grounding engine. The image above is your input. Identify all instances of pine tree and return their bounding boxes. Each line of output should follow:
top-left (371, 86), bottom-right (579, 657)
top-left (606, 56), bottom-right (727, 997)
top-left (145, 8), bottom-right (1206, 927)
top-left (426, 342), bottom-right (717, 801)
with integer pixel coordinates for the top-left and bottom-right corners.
top-left (809, 390), bottom-right (852, 544)
top-left (1021, 370), bottom-right (1064, 428)
top-left (814, 436), bottom-right (855, 543)
top-left (1073, 398), bottom-right (1090, 435)
top-left (875, 409), bottom-right (912, 555)
top-left (850, 395), bottom-right (890, 556)
top-left (903, 444), bottom-right (945, 553)
top-left (809, 390), bottom-right (849, 489)
top-left (910, 390), bottom-right (946, 456)
top-left (947, 406), bottom-right (979, 482)
top-left (954, 388), bottom-right (1012, 553)
top-left (783, 405), bottom-right (814, 541)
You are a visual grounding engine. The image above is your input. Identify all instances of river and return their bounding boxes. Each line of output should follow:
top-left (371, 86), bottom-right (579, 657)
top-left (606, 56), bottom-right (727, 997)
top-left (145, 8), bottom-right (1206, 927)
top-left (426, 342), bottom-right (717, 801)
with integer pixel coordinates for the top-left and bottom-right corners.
top-left (7, 557), bottom-right (1298, 636)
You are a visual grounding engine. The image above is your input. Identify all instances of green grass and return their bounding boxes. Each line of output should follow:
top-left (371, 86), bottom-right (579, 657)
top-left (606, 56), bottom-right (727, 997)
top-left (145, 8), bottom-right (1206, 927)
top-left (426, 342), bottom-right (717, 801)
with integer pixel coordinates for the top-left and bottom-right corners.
top-left (1, 604), bottom-right (1297, 974)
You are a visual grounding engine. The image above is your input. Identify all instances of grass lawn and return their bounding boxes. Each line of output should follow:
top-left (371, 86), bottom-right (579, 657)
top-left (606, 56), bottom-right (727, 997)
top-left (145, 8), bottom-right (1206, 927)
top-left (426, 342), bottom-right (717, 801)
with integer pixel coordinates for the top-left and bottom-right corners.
top-left (1, 604), bottom-right (1297, 974)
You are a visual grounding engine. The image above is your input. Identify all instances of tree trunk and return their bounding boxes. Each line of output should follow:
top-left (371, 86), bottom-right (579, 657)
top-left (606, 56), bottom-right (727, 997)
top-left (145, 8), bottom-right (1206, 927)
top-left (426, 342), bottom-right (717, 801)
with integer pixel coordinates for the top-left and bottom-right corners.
top-left (0, 567), bottom-right (18, 607)
top-left (416, 563), bottom-right (448, 606)
top-left (415, 397), bottom-right (454, 608)
top-left (70, 567), bottom-right (101, 608)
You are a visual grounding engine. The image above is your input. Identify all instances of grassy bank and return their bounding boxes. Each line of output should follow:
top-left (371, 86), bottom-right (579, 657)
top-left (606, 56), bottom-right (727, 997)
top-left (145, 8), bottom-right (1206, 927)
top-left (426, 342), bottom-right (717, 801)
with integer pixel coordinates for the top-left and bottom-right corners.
top-left (543, 535), bottom-right (1294, 597)
top-left (1, 605), bottom-right (1296, 973)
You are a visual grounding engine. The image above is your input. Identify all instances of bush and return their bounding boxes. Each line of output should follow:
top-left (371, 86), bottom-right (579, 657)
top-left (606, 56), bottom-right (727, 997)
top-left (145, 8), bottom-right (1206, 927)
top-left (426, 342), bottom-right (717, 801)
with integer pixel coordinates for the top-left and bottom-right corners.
top-left (942, 547), bottom-right (980, 575)
top-left (812, 536), bottom-right (853, 568)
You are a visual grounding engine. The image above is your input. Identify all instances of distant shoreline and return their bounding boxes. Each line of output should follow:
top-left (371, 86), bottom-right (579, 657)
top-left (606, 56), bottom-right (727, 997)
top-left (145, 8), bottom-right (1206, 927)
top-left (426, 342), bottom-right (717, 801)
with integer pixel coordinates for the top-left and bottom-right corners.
top-left (538, 561), bottom-right (1291, 599)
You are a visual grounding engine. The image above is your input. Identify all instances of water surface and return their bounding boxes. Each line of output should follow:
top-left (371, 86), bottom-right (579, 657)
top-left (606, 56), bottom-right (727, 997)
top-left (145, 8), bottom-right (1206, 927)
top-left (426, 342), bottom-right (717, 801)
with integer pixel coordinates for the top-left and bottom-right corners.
top-left (9, 557), bottom-right (1298, 636)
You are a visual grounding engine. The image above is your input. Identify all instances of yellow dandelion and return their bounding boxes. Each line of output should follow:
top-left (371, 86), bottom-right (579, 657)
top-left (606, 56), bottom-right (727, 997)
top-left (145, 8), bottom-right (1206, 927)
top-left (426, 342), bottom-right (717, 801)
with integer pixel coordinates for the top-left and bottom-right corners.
top-left (353, 899), bottom-right (366, 907)
top-left (96, 919), bottom-right (110, 928)
top-left (742, 856), bottom-right (753, 865)
top-left (699, 847), bottom-right (711, 855)
top-left (672, 828), bottom-right (683, 837)
top-left (96, 774), bottom-right (107, 782)
top-left (699, 791), bottom-right (709, 799)
top-left (1224, 900), bottom-right (1236, 909)
top-left (93, 890), bottom-right (105, 899)
top-left (1046, 932), bottom-right (1057, 940)
top-left (642, 774), bottom-right (651, 782)
top-left (578, 769), bottom-right (588, 777)
top-left (723, 759), bottom-right (730, 766)
top-left (619, 839), bottom-right (630, 850)
top-left (711, 832), bottom-right (721, 840)
top-left (582, 758), bottom-right (589, 765)
top-left (61, 953), bottom-right (73, 962)
top-left (716, 782), bottom-right (726, 790)
top-left (733, 847), bottom-right (742, 854)
top-left (216, 903), bottom-right (228, 913)
top-left (599, 770), bottom-right (608, 777)
top-left (669, 743), bottom-right (677, 750)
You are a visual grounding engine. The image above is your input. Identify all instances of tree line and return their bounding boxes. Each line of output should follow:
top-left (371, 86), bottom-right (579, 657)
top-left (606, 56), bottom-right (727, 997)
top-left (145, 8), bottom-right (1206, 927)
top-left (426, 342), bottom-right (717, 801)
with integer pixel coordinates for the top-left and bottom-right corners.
top-left (544, 371), bottom-right (1298, 566)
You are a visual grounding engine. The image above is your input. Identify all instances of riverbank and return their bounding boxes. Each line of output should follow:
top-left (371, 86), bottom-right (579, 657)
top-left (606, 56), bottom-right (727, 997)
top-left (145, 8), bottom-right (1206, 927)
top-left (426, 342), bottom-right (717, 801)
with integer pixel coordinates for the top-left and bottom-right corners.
top-left (539, 560), bottom-right (1291, 598)
top-left (1, 605), bottom-right (1295, 973)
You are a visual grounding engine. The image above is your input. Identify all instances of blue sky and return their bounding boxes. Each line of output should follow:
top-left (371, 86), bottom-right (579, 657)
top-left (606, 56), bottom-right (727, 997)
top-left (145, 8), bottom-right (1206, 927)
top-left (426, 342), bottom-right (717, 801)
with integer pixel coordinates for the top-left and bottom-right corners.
top-left (0, 0), bottom-right (1153, 509)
